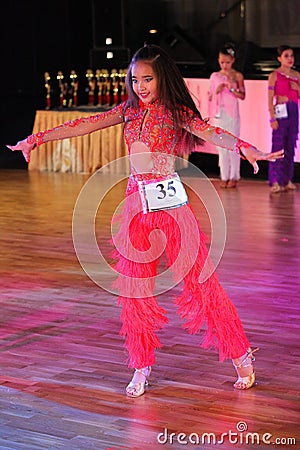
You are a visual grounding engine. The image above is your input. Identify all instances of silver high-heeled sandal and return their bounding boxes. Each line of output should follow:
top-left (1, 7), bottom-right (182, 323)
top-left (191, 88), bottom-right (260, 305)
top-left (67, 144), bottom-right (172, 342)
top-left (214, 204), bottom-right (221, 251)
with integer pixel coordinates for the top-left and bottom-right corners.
top-left (232, 348), bottom-right (259, 390)
top-left (126, 366), bottom-right (151, 398)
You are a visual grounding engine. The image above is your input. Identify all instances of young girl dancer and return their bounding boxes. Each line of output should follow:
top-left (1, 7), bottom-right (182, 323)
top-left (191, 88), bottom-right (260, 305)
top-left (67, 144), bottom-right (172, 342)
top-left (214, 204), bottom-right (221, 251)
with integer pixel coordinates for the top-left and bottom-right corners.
top-left (7, 44), bottom-right (283, 397)
top-left (208, 43), bottom-right (245, 188)
top-left (268, 45), bottom-right (300, 193)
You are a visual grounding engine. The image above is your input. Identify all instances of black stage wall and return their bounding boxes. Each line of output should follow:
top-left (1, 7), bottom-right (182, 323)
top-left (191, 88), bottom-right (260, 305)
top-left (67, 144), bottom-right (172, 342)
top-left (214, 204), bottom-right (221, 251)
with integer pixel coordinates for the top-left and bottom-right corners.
top-left (1, 0), bottom-right (300, 176)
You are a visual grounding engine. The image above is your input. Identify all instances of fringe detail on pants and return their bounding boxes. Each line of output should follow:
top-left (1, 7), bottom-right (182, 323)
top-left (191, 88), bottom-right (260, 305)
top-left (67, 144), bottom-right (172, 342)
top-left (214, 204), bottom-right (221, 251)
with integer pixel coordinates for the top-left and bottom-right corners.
top-left (111, 190), bottom-right (250, 366)
top-left (119, 296), bottom-right (168, 368)
top-left (175, 267), bottom-right (250, 361)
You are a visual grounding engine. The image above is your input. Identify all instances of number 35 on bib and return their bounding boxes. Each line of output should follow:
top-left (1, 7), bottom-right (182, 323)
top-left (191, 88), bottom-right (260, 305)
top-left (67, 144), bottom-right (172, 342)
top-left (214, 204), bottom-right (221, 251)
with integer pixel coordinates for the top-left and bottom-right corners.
top-left (138, 173), bottom-right (188, 213)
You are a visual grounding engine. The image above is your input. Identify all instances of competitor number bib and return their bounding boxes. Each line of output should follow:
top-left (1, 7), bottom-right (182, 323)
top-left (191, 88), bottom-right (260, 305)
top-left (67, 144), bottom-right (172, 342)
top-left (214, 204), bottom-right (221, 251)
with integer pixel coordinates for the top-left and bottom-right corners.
top-left (138, 173), bottom-right (188, 213)
top-left (274, 103), bottom-right (288, 119)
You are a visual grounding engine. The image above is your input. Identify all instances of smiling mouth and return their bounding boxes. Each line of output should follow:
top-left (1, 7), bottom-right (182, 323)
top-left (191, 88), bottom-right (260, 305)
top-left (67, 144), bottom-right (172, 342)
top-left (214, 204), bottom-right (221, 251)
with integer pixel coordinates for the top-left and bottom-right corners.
top-left (139, 94), bottom-right (150, 102)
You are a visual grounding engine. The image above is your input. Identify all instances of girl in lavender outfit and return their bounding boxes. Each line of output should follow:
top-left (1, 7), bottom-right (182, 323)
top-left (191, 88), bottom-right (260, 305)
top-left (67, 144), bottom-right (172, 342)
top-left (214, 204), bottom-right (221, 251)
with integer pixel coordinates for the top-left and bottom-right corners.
top-left (268, 45), bottom-right (300, 193)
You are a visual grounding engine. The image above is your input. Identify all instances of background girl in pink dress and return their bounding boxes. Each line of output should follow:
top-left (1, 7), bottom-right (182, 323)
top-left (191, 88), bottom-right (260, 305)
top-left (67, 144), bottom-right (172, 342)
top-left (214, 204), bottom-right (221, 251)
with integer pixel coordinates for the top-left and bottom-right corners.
top-left (208, 43), bottom-right (245, 188)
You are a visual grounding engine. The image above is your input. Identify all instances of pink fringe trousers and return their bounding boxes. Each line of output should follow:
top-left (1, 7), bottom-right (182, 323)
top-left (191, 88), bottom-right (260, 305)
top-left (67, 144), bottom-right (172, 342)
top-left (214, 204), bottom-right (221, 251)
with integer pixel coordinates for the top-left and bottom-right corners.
top-left (112, 188), bottom-right (250, 369)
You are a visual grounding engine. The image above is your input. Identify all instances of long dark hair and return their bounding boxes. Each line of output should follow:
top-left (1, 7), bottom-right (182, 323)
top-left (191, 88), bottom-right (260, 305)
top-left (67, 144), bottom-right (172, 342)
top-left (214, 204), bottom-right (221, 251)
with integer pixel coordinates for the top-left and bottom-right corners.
top-left (125, 44), bottom-right (204, 150)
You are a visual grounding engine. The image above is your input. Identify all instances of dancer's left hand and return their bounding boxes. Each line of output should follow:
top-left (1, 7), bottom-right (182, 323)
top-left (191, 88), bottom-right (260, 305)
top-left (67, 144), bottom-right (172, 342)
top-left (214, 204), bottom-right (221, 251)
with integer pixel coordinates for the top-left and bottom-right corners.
top-left (240, 145), bottom-right (284, 174)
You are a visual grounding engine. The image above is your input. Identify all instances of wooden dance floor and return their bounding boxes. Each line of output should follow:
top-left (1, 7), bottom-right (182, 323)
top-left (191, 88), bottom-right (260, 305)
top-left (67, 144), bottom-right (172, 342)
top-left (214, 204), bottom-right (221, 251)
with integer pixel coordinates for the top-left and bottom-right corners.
top-left (0, 169), bottom-right (299, 450)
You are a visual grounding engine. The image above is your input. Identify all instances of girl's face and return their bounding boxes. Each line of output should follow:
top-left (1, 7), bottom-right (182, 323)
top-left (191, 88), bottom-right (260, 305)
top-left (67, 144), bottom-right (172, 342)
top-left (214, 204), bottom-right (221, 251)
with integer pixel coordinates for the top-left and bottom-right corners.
top-left (131, 61), bottom-right (159, 105)
top-left (218, 53), bottom-right (234, 72)
top-left (278, 49), bottom-right (294, 69)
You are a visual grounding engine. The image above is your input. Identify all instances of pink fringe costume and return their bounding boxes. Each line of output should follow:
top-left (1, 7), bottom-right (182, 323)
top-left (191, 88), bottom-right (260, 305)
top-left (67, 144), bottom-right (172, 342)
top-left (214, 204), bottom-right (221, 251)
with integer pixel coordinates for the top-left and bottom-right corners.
top-left (27, 100), bottom-right (251, 368)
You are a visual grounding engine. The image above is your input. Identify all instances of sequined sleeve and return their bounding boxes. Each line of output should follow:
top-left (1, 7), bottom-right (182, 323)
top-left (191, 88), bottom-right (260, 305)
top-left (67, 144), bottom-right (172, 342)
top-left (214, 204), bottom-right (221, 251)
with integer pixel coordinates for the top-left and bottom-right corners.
top-left (27, 103), bottom-right (125, 147)
top-left (182, 113), bottom-right (256, 156)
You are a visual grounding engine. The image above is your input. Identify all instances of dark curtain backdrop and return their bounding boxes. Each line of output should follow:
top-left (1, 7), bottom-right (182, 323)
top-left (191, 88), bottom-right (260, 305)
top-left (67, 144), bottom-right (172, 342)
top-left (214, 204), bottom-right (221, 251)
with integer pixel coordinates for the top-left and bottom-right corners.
top-left (1, 0), bottom-right (299, 168)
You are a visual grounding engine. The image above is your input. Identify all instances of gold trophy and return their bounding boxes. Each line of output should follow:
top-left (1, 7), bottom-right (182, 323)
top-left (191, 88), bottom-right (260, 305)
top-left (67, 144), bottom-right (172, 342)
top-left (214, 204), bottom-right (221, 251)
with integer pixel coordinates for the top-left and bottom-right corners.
top-left (111, 68), bottom-right (120, 105)
top-left (86, 69), bottom-right (96, 106)
top-left (103, 69), bottom-right (111, 106)
top-left (44, 72), bottom-right (51, 109)
top-left (70, 70), bottom-right (79, 107)
top-left (57, 71), bottom-right (67, 107)
top-left (96, 69), bottom-right (105, 106)
top-left (119, 69), bottom-right (128, 102)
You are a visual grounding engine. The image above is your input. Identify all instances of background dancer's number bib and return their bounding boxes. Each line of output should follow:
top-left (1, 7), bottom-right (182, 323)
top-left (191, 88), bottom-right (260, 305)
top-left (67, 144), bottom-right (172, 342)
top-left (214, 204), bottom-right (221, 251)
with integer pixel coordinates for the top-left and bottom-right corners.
top-left (274, 103), bottom-right (288, 119)
top-left (138, 173), bottom-right (188, 213)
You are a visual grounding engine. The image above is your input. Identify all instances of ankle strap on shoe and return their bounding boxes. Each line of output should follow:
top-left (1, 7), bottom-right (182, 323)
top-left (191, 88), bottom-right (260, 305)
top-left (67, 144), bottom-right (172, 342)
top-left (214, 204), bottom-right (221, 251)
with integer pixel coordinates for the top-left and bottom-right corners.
top-left (135, 366), bottom-right (151, 377)
top-left (233, 347), bottom-right (259, 369)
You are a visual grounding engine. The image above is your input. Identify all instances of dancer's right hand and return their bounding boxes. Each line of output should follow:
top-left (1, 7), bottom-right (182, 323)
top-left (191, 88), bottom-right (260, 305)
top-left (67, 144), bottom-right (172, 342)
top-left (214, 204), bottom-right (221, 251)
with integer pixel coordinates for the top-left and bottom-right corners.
top-left (6, 139), bottom-right (34, 163)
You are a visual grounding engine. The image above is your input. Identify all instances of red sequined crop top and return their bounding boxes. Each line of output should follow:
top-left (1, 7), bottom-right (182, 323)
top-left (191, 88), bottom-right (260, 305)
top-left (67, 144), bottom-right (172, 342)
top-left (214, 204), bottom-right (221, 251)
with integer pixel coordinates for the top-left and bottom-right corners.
top-left (27, 100), bottom-right (250, 177)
